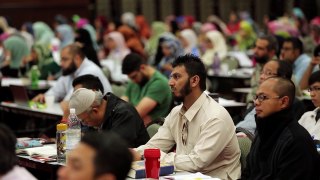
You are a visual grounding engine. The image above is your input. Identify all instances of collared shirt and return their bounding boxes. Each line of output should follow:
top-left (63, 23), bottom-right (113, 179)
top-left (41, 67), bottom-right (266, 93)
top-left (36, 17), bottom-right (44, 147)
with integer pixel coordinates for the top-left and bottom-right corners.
top-left (299, 107), bottom-right (320, 140)
top-left (136, 92), bottom-right (241, 179)
top-left (45, 58), bottom-right (112, 101)
top-left (293, 54), bottom-right (311, 84)
top-left (1, 166), bottom-right (36, 180)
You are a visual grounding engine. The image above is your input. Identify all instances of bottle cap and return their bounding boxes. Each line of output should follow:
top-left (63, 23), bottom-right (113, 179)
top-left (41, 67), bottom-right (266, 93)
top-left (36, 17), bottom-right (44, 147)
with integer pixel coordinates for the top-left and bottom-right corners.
top-left (57, 123), bottom-right (68, 131)
top-left (144, 148), bottom-right (160, 158)
top-left (70, 108), bottom-right (75, 114)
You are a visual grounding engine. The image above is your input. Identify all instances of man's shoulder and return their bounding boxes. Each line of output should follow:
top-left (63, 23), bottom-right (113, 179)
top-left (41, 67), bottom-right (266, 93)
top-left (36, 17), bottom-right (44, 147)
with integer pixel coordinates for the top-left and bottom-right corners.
top-left (280, 121), bottom-right (313, 144)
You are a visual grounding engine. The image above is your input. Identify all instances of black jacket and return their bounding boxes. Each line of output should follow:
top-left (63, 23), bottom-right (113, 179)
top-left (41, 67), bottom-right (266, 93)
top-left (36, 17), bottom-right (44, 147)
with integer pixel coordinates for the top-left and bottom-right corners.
top-left (101, 93), bottom-right (150, 148)
top-left (242, 108), bottom-right (320, 180)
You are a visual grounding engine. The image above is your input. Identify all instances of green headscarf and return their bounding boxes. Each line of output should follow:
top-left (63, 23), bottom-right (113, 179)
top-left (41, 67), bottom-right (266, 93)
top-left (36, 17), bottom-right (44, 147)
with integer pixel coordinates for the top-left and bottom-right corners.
top-left (3, 35), bottom-right (30, 69)
top-left (31, 43), bottom-right (60, 79)
top-left (33, 21), bottom-right (54, 47)
top-left (145, 22), bottom-right (167, 56)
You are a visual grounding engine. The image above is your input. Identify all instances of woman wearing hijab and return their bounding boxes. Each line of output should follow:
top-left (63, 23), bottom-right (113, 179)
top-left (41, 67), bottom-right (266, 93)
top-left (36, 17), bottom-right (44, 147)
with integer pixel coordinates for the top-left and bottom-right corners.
top-left (117, 25), bottom-right (145, 58)
top-left (1, 35), bottom-right (30, 77)
top-left (56, 24), bottom-right (74, 49)
top-left (201, 30), bottom-right (227, 68)
top-left (155, 33), bottom-right (184, 77)
top-left (33, 22), bottom-right (54, 47)
top-left (75, 28), bottom-right (100, 67)
top-left (145, 22), bottom-right (167, 58)
top-left (23, 43), bottom-right (60, 80)
top-left (179, 29), bottom-right (200, 56)
top-left (102, 31), bottom-right (130, 83)
top-left (235, 20), bottom-right (257, 51)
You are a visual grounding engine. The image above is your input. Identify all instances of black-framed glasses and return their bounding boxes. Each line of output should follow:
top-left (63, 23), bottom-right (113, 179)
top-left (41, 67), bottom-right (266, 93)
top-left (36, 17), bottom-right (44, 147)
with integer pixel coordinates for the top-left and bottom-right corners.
top-left (254, 94), bottom-right (281, 103)
top-left (308, 87), bottom-right (320, 92)
top-left (181, 120), bottom-right (188, 146)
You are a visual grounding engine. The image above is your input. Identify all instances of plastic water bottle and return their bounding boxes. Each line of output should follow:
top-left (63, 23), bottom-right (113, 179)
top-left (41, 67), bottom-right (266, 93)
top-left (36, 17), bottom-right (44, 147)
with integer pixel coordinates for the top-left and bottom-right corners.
top-left (56, 123), bottom-right (67, 163)
top-left (30, 65), bottom-right (40, 88)
top-left (66, 108), bottom-right (81, 157)
top-left (212, 52), bottom-right (221, 75)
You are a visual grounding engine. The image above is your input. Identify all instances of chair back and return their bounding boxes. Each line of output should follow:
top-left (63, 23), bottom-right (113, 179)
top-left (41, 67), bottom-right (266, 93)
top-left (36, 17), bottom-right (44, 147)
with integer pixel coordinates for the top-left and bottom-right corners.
top-left (237, 136), bottom-right (252, 171)
top-left (147, 124), bottom-right (161, 138)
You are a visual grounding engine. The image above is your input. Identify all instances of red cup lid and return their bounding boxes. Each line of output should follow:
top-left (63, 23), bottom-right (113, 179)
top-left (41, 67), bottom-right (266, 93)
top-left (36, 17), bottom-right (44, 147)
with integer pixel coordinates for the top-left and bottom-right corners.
top-left (144, 148), bottom-right (160, 158)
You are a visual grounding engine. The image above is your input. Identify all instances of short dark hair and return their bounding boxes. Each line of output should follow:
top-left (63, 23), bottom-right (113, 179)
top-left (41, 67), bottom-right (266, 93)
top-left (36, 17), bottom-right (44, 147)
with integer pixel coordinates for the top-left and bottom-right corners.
top-left (122, 53), bottom-right (147, 74)
top-left (0, 124), bottom-right (17, 175)
top-left (81, 132), bottom-right (132, 180)
top-left (309, 71), bottom-right (320, 86)
top-left (275, 60), bottom-right (293, 79)
top-left (283, 37), bottom-right (304, 54)
top-left (258, 34), bottom-right (278, 52)
top-left (72, 75), bottom-right (104, 93)
top-left (269, 77), bottom-right (296, 107)
top-left (172, 54), bottom-right (207, 91)
top-left (64, 43), bottom-right (86, 59)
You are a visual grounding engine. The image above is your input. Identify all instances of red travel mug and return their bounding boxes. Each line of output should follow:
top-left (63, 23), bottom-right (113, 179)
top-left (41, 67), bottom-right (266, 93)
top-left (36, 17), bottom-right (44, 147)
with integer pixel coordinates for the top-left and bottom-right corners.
top-left (144, 148), bottom-right (161, 179)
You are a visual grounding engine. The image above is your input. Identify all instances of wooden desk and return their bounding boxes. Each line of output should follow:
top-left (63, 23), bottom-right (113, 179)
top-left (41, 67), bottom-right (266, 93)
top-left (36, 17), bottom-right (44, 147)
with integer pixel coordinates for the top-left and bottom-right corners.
top-left (0, 102), bottom-right (62, 137)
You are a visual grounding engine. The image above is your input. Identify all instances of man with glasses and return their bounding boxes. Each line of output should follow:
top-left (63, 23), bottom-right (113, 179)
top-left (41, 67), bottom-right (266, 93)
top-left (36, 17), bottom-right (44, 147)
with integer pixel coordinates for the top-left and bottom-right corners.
top-left (242, 77), bottom-right (320, 179)
top-left (247, 35), bottom-right (278, 103)
top-left (237, 60), bottom-right (306, 135)
top-left (68, 88), bottom-right (150, 148)
top-left (131, 54), bottom-right (241, 179)
top-left (121, 53), bottom-right (172, 126)
top-left (299, 71), bottom-right (320, 140)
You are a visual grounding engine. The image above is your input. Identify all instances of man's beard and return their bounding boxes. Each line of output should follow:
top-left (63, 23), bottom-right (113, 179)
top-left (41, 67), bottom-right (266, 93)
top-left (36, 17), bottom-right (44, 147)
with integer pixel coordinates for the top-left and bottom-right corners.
top-left (138, 74), bottom-right (149, 87)
top-left (172, 79), bottom-right (192, 103)
top-left (255, 54), bottom-right (269, 64)
top-left (62, 61), bottom-right (77, 76)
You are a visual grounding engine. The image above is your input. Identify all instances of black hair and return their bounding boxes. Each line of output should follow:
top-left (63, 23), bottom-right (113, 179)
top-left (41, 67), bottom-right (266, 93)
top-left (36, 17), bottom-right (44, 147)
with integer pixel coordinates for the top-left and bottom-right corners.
top-left (64, 43), bottom-right (86, 60)
top-left (268, 77), bottom-right (296, 107)
top-left (309, 71), bottom-right (320, 86)
top-left (258, 34), bottom-right (278, 52)
top-left (313, 44), bottom-right (320, 57)
top-left (81, 132), bottom-right (132, 180)
top-left (122, 53), bottom-right (146, 74)
top-left (276, 60), bottom-right (293, 79)
top-left (172, 54), bottom-right (207, 91)
top-left (283, 37), bottom-right (304, 54)
top-left (72, 74), bottom-right (104, 93)
top-left (0, 124), bottom-right (17, 175)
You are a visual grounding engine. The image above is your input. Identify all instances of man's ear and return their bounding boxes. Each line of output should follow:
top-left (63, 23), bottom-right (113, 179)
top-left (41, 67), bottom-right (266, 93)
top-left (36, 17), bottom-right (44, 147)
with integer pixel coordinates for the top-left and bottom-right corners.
top-left (96, 173), bottom-right (116, 180)
top-left (280, 96), bottom-right (290, 109)
top-left (190, 75), bottom-right (200, 88)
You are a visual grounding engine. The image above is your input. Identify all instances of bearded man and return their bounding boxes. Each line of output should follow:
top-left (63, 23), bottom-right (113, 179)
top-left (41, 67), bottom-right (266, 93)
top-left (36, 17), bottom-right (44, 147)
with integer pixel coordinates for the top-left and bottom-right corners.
top-left (130, 54), bottom-right (241, 179)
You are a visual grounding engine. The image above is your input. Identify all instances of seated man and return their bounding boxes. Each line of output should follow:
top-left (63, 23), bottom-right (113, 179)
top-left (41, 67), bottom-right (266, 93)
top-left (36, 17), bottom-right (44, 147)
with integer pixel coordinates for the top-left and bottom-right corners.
top-left (131, 55), bottom-right (241, 179)
top-left (237, 60), bottom-right (306, 135)
top-left (69, 88), bottom-right (150, 148)
top-left (121, 53), bottom-right (172, 126)
top-left (58, 132), bottom-right (132, 180)
top-left (0, 124), bottom-right (36, 180)
top-left (32, 43), bottom-right (111, 103)
top-left (299, 71), bottom-right (320, 140)
top-left (242, 77), bottom-right (320, 179)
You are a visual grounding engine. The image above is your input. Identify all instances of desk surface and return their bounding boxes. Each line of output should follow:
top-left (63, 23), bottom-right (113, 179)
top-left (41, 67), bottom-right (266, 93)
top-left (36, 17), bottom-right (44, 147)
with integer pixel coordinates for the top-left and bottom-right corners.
top-left (219, 97), bottom-right (246, 107)
top-left (1, 77), bottom-right (56, 88)
top-left (1, 102), bottom-right (63, 117)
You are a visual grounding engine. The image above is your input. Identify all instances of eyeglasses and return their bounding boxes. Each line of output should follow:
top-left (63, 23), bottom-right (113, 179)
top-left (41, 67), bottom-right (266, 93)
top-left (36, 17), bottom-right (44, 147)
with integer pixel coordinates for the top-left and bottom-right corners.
top-left (308, 87), bottom-right (320, 92)
top-left (254, 94), bottom-right (281, 103)
top-left (181, 120), bottom-right (188, 146)
top-left (260, 70), bottom-right (278, 76)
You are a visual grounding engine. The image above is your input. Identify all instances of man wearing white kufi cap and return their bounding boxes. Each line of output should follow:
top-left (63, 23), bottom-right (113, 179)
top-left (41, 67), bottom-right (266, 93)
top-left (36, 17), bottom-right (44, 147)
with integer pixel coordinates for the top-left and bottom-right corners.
top-left (69, 88), bottom-right (149, 148)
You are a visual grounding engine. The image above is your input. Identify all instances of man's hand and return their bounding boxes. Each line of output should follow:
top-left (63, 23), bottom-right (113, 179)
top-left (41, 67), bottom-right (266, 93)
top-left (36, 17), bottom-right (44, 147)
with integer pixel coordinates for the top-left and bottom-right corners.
top-left (310, 56), bottom-right (320, 67)
top-left (60, 100), bottom-right (69, 119)
top-left (129, 148), bottom-right (142, 161)
top-left (32, 94), bottom-right (45, 103)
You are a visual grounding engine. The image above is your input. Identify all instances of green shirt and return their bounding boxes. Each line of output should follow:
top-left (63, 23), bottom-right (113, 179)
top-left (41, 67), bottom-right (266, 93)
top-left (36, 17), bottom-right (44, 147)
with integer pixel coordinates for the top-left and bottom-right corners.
top-left (125, 71), bottom-right (172, 121)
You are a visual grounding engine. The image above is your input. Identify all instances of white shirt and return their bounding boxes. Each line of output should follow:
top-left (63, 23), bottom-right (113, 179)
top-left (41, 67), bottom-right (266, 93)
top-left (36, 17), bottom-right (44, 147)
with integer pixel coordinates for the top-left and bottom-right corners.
top-left (299, 107), bottom-right (320, 140)
top-left (45, 58), bottom-right (112, 101)
top-left (136, 93), bottom-right (241, 179)
top-left (1, 166), bottom-right (36, 180)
